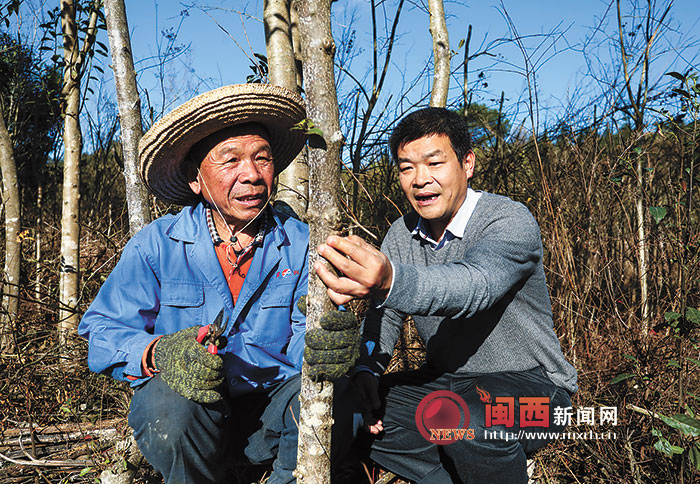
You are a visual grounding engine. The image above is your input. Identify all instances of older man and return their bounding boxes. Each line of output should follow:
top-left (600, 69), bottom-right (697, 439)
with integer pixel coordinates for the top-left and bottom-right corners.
top-left (316, 107), bottom-right (578, 483)
top-left (79, 84), bottom-right (358, 484)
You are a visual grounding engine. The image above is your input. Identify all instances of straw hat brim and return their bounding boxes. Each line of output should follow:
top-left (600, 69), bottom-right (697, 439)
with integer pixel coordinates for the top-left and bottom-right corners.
top-left (139, 83), bottom-right (306, 205)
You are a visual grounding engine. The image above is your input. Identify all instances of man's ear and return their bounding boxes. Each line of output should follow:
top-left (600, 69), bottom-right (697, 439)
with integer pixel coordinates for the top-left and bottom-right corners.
top-left (188, 174), bottom-right (202, 195)
top-left (463, 151), bottom-right (476, 179)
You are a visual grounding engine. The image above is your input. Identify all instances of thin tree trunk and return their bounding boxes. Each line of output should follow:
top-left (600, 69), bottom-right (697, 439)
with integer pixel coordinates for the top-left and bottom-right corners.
top-left (59, 0), bottom-right (82, 347)
top-left (428, 0), bottom-right (449, 107)
top-left (350, 0), bottom-right (404, 216)
top-left (104, 0), bottom-right (151, 236)
top-left (0, 103), bottom-right (19, 354)
top-left (35, 183), bottom-right (42, 305)
top-left (58, 0), bottom-right (99, 348)
top-left (490, 90), bottom-right (505, 191)
top-left (615, 0), bottom-right (671, 335)
top-left (265, 0), bottom-right (308, 220)
top-left (462, 24), bottom-right (471, 116)
top-left (290, 3), bottom-right (303, 92)
top-left (635, 154), bottom-right (649, 330)
top-left (294, 0), bottom-right (343, 481)
top-left (31, 144), bottom-right (45, 306)
top-left (265, 0), bottom-right (298, 97)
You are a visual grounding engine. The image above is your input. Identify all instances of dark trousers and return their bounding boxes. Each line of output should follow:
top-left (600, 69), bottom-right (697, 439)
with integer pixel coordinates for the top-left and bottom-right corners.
top-left (128, 373), bottom-right (361, 484)
top-left (369, 367), bottom-right (572, 484)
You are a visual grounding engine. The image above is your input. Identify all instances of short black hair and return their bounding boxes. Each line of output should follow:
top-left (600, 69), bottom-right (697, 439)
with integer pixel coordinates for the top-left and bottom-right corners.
top-left (389, 107), bottom-right (472, 163)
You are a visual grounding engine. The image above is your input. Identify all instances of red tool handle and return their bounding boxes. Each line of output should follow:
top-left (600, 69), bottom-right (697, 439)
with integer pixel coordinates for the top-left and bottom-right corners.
top-left (196, 325), bottom-right (209, 343)
top-left (196, 325), bottom-right (218, 355)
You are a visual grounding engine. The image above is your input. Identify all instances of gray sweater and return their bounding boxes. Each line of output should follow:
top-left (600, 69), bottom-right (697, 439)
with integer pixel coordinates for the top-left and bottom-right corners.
top-left (359, 192), bottom-right (578, 393)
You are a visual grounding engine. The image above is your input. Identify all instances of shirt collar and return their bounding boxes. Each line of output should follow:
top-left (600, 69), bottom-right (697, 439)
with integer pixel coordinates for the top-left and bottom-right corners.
top-left (412, 187), bottom-right (481, 249)
top-left (205, 203), bottom-right (268, 248)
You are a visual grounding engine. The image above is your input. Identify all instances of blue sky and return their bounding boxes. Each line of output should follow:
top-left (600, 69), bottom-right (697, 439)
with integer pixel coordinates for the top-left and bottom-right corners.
top-left (116, 0), bottom-right (699, 133)
top-left (7, 0), bottom-right (699, 135)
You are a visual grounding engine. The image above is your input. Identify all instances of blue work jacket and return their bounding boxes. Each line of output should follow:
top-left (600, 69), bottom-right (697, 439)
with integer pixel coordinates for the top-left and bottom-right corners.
top-left (78, 203), bottom-right (309, 396)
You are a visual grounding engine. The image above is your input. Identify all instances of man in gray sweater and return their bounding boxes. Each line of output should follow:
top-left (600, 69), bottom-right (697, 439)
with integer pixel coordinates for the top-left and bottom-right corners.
top-left (316, 107), bottom-right (577, 483)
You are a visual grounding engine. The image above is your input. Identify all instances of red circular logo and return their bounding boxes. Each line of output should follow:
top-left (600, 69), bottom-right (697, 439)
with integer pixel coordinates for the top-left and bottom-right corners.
top-left (415, 390), bottom-right (470, 445)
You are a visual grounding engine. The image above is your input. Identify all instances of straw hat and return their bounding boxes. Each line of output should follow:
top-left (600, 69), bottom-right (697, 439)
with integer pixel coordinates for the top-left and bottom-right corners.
top-left (139, 83), bottom-right (306, 205)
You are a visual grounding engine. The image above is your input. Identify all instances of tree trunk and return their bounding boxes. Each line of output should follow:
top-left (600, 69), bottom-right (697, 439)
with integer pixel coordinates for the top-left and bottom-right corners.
top-left (34, 159), bottom-right (44, 306)
top-left (58, 0), bottom-right (82, 347)
top-left (0, 103), bottom-right (19, 354)
top-left (35, 184), bottom-right (42, 304)
top-left (294, 0), bottom-right (343, 482)
top-left (350, 0), bottom-right (404, 217)
top-left (265, 0), bottom-right (298, 96)
top-left (58, 0), bottom-right (99, 348)
top-left (635, 153), bottom-right (649, 330)
top-left (462, 24), bottom-right (472, 115)
top-left (104, 0), bottom-right (151, 236)
top-left (615, 0), bottom-right (671, 335)
top-left (428, 0), bottom-right (450, 107)
top-left (290, 3), bottom-right (304, 92)
top-left (265, 0), bottom-right (308, 220)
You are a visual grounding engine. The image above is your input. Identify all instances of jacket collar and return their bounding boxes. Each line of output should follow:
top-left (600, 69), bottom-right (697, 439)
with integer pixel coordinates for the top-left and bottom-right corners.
top-left (165, 202), bottom-right (290, 248)
top-left (164, 202), bottom-right (291, 316)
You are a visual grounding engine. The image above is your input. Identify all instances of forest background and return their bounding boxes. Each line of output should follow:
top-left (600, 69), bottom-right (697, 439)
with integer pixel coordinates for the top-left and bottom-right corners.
top-left (1, 0), bottom-right (700, 483)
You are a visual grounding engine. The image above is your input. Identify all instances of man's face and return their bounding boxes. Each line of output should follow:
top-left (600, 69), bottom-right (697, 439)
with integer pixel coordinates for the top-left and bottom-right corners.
top-left (188, 125), bottom-right (274, 230)
top-left (397, 134), bottom-right (475, 240)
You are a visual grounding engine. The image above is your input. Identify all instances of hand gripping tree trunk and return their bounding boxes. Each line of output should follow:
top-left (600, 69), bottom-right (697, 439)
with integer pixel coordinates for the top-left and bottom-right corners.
top-left (0, 103), bottom-right (19, 354)
top-left (428, 0), bottom-right (450, 107)
top-left (265, 0), bottom-right (308, 220)
top-left (104, 0), bottom-right (151, 236)
top-left (293, 0), bottom-right (343, 482)
top-left (58, 0), bottom-right (99, 349)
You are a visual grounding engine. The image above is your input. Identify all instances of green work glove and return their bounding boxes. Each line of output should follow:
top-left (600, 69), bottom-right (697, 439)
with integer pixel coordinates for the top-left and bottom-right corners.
top-left (300, 297), bottom-right (361, 381)
top-left (153, 326), bottom-right (225, 404)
